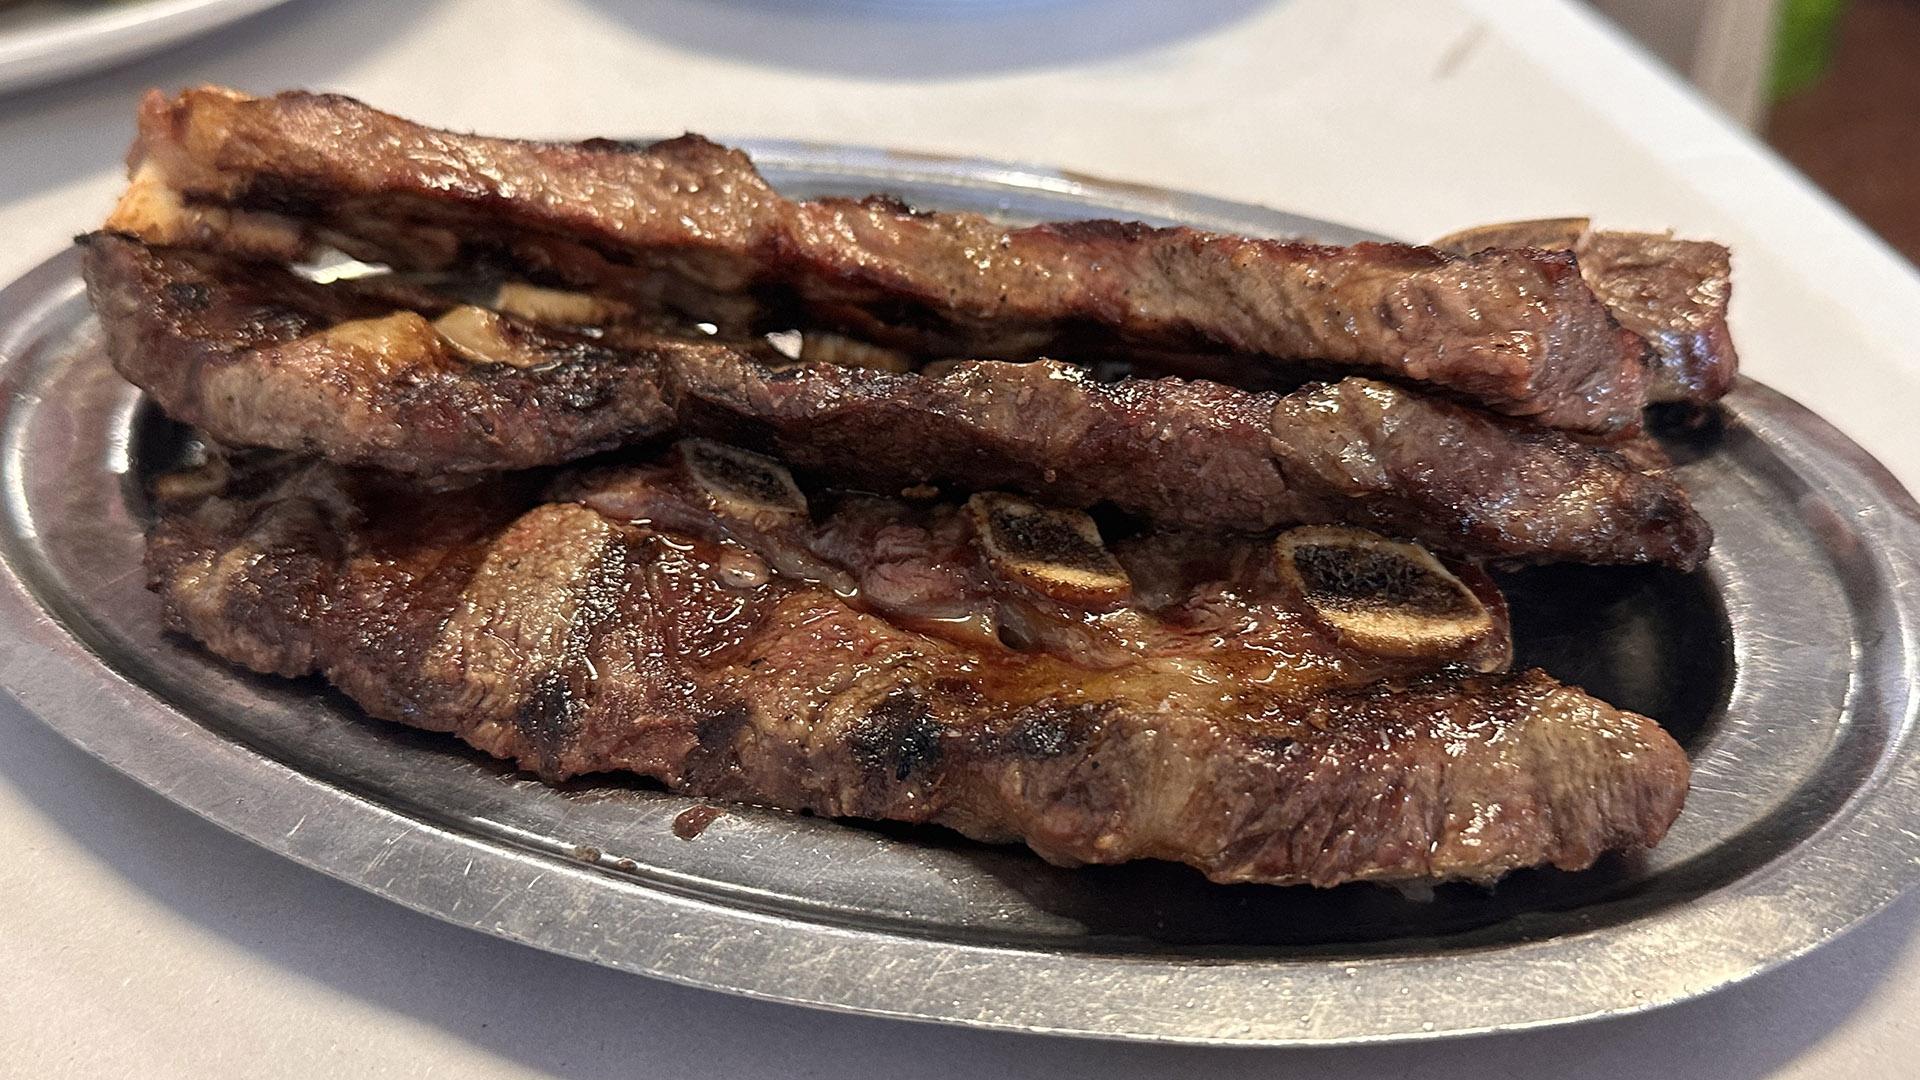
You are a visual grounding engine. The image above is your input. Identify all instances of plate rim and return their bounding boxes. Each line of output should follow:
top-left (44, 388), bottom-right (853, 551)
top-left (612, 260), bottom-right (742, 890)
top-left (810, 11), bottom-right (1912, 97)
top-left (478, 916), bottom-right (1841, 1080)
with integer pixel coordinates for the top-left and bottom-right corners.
top-left (5, 148), bottom-right (1920, 1046)
top-left (0, 0), bottom-right (299, 96)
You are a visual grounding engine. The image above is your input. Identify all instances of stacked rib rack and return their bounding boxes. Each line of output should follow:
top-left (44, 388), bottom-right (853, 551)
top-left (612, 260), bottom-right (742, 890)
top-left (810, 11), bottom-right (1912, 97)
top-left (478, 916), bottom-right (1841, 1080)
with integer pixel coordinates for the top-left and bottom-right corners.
top-left (84, 87), bottom-right (1734, 888)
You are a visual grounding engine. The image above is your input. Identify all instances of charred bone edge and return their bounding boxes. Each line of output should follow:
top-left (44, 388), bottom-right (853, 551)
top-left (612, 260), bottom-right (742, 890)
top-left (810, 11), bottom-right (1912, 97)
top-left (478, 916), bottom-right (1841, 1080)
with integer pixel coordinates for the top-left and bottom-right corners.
top-left (78, 232), bottom-right (1714, 569)
top-left (113, 86), bottom-right (1656, 435)
top-left (143, 453), bottom-right (1690, 888)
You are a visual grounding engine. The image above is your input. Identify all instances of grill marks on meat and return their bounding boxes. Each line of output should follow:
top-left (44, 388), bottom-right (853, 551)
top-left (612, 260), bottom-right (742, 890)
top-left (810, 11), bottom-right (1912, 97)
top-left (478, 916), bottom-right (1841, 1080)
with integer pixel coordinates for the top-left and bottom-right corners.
top-left (145, 447), bottom-right (1688, 886)
top-left (112, 86), bottom-right (1655, 435)
top-left (83, 233), bottom-right (685, 473)
top-left (1434, 218), bottom-right (1737, 405)
top-left (83, 232), bottom-right (1712, 568)
top-left (94, 89), bottom-right (1714, 888)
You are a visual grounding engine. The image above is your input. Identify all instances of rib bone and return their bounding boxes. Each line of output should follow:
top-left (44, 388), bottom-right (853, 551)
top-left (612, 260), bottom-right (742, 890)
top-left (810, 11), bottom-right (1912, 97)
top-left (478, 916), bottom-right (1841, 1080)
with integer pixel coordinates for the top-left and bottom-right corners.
top-left (966, 493), bottom-right (1132, 606)
top-left (679, 438), bottom-right (810, 526)
top-left (1276, 526), bottom-right (1498, 668)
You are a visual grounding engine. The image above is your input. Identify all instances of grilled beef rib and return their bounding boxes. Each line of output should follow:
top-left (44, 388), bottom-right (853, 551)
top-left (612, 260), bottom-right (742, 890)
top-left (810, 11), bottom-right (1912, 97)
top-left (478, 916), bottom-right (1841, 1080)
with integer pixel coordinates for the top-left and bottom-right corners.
top-left (146, 442), bottom-right (1689, 886)
top-left (110, 86), bottom-right (1665, 435)
top-left (1434, 218), bottom-right (1737, 406)
top-left (84, 232), bottom-right (1711, 568)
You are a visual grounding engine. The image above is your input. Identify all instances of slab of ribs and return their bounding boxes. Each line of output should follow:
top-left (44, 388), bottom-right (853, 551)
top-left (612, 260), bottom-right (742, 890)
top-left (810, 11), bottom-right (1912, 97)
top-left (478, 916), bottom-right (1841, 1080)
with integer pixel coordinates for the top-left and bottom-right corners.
top-left (87, 87), bottom-right (1733, 888)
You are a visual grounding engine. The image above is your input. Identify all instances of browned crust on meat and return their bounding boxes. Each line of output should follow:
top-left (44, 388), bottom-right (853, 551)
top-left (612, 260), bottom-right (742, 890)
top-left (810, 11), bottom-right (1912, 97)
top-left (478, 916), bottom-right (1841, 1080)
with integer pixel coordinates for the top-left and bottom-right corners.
top-left (82, 232), bottom-right (1711, 568)
top-left (145, 452), bottom-right (1689, 887)
top-left (1434, 218), bottom-right (1737, 405)
top-left (1266, 380), bottom-right (1710, 569)
top-left (115, 87), bottom-right (1653, 435)
top-left (81, 232), bottom-right (681, 471)
top-left (1576, 231), bottom-right (1737, 405)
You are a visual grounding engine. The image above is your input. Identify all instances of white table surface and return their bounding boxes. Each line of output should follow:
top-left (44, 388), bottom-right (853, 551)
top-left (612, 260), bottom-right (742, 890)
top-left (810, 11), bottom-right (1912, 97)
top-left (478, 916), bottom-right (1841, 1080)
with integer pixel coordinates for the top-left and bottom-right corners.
top-left (5, 0), bottom-right (1920, 1075)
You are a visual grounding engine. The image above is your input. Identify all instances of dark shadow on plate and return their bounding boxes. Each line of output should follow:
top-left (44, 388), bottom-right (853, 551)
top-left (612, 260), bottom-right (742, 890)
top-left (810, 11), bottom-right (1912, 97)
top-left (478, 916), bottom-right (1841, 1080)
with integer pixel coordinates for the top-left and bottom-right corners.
top-left (1494, 560), bottom-right (1732, 752)
top-left (578, 0), bottom-right (1281, 81)
top-left (1645, 400), bottom-right (1731, 468)
top-left (1496, 405), bottom-right (1736, 753)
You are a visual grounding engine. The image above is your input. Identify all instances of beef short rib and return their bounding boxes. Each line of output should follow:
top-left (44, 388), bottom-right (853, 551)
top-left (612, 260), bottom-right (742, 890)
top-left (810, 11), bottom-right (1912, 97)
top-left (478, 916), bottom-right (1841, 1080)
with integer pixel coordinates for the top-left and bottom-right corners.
top-left (1434, 218), bottom-right (1737, 405)
top-left (111, 87), bottom-right (1658, 434)
top-left (146, 443), bottom-right (1689, 887)
top-left (84, 232), bottom-right (1711, 568)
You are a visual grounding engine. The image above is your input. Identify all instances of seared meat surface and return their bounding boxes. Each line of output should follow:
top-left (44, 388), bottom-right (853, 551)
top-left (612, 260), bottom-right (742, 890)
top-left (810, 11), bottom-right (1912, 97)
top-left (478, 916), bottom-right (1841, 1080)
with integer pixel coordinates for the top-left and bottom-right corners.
top-left (90, 87), bottom-right (1721, 890)
top-left (1434, 218), bottom-right (1737, 406)
top-left (146, 443), bottom-right (1688, 886)
top-left (111, 87), bottom-right (1659, 435)
top-left (83, 232), bottom-right (1712, 568)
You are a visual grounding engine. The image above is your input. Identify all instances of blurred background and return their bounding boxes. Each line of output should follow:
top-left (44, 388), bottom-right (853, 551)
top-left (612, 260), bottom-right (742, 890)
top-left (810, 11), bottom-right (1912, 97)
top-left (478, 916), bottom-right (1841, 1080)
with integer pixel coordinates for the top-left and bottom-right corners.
top-left (1591, 0), bottom-right (1919, 263)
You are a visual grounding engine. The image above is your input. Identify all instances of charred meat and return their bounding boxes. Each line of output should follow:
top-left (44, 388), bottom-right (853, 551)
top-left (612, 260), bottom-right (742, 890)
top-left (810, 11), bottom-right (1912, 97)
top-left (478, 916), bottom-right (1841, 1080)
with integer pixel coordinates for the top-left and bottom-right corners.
top-left (1434, 218), bottom-right (1737, 406)
top-left (146, 442), bottom-right (1688, 887)
top-left (110, 87), bottom-right (1661, 435)
top-left (82, 232), bottom-right (1712, 568)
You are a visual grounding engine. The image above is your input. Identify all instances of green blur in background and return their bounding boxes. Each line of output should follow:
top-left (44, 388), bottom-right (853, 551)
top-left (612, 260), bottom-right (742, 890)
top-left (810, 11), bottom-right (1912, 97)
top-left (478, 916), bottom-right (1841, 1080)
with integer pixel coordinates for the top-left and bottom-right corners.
top-left (1774, 0), bottom-right (1850, 98)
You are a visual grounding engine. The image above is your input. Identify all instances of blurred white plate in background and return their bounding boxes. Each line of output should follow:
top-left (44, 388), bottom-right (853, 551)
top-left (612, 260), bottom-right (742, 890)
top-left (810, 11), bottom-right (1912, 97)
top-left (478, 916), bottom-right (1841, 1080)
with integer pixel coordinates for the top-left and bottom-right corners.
top-left (0, 0), bottom-right (295, 97)
top-left (718, 0), bottom-right (1083, 16)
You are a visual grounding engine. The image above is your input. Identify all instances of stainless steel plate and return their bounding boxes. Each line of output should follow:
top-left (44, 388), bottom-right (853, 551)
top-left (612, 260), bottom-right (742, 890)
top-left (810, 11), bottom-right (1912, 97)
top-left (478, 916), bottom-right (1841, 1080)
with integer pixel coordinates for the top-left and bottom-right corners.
top-left (4, 148), bottom-right (1920, 1045)
top-left (0, 0), bottom-right (295, 96)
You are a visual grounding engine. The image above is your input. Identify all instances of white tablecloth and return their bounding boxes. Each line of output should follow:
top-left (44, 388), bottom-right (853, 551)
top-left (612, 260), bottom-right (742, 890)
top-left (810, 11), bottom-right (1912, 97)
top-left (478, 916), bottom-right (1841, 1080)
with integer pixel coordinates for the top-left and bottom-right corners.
top-left (5, 1), bottom-right (1920, 1075)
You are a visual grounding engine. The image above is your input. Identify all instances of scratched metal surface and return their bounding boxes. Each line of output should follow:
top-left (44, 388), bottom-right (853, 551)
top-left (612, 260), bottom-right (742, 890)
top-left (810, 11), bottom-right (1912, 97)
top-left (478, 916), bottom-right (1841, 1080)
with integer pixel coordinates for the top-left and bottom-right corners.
top-left (2, 149), bottom-right (1919, 1044)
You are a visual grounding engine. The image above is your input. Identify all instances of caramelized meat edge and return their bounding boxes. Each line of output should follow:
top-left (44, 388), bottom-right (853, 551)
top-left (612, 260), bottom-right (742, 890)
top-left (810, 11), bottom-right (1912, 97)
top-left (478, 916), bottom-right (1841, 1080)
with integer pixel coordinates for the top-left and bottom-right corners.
top-left (84, 233), bottom-right (1712, 568)
top-left (145, 446), bottom-right (1689, 888)
top-left (111, 86), bottom-right (1659, 434)
top-left (1434, 218), bottom-right (1737, 405)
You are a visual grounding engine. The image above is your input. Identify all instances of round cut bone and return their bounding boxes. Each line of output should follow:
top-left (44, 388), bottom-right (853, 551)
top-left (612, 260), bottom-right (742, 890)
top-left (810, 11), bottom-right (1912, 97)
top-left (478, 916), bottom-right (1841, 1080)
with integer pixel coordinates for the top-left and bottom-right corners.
top-left (966, 492), bottom-right (1131, 606)
top-left (1275, 525), bottom-right (1497, 666)
top-left (679, 438), bottom-right (809, 527)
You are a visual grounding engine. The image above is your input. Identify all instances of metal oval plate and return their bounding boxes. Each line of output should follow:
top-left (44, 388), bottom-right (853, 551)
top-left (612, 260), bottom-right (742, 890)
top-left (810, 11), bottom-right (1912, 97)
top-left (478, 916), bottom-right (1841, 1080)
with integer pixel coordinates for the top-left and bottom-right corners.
top-left (3, 148), bottom-right (1919, 1045)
